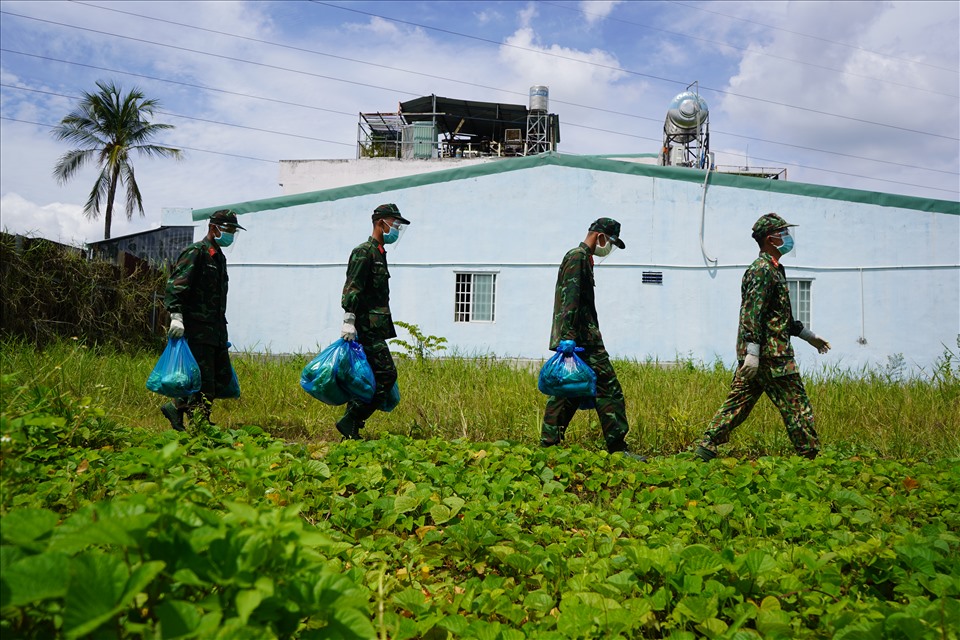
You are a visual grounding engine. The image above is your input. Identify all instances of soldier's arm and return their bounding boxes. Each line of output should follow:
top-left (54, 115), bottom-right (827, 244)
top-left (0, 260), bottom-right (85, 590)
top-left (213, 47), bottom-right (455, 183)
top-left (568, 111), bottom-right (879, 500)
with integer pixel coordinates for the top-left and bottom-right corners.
top-left (555, 253), bottom-right (583, 342)
top-left (341, 247), bottom-right (370, 313)
top-left (738, 266), bottom-right (768, 347)
top-left (164, 245), bottom-right (201, 315)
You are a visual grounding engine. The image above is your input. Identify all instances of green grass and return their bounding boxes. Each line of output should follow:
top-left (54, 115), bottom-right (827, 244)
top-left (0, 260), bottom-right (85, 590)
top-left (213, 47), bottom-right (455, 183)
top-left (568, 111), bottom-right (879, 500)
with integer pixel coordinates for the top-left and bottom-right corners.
top-left (2, 338), bottom-right (957, 460)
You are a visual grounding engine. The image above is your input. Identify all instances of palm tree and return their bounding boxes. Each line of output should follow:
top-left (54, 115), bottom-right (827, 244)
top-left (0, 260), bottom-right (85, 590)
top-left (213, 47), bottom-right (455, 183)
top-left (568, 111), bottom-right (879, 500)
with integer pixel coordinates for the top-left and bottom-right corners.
top-left (52, 80), bottom-right (182, 239)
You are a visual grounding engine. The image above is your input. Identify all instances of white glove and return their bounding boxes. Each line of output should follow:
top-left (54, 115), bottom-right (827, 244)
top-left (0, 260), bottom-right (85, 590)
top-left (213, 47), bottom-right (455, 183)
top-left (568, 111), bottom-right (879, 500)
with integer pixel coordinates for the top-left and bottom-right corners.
top-left (739, 343), bottom-right (760, 380)
top-left (168, 313), bottom-right (184, 339)
top-left (800, 328), bottom-right (831, 354)
top-left (341, 312), bottom-right (357, 341)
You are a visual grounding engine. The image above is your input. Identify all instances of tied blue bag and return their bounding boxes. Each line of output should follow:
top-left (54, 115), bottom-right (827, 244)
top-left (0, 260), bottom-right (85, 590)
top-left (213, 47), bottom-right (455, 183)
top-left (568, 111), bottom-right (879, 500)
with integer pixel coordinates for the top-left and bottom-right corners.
top-left (538, 343), bottom-right (597, 399)
top-left (146, 337), bottom-right (202, 398)
top-left (300, 339), bottom-right (377, 405)
top-left (336, 340), bottom-right (377, 404)
top-left (217, 342), bottom-right (241, 399)
top-left (300, 340), bottom-right (351, 405)
top-left (381, 382), bottom-right (400, 412)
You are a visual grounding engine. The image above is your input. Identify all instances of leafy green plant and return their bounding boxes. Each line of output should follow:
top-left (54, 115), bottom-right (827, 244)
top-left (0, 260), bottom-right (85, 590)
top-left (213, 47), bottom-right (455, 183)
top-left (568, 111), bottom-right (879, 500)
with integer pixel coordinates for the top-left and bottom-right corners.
top-left (389, 321), bottom-right (447, 363)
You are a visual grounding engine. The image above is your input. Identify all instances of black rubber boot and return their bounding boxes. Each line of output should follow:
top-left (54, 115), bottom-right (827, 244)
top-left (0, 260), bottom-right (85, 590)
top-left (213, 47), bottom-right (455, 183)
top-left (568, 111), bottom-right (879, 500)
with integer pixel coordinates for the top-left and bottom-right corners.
top-left (161, 402), bottom-right (185, 432)
top-left (694, 445), bottom-right (718, 462)
top-left (336, 416), bottom-right (361, 441)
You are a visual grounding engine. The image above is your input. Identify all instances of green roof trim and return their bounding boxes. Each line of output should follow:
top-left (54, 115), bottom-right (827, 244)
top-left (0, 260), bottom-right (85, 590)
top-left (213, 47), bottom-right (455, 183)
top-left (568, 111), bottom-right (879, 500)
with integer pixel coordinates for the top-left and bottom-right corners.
top-left (192, 152), bottom-right (959, 220)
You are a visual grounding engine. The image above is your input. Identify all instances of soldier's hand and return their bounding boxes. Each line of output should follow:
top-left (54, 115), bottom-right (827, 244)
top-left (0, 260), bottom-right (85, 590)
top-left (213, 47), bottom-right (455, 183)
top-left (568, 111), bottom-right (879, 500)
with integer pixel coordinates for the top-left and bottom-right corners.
top-left (168, 313), bottom-right (185, 339)
top-left (800, 329), bottom-right (831, 354)
top-left (739, 353), bottom-right (760, 380)
top-left (341, 312), bottom-right (357, 342)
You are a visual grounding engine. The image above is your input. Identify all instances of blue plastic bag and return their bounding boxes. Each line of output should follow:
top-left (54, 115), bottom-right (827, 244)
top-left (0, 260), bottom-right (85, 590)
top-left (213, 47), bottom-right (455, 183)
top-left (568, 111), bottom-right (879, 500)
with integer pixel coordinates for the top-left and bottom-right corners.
top-left (336, 340), bottom-right (377, 404)
top-left (381, 382), bottom-right (400, 412)
top-left (300, 340), bottom-right (351, 405)
top-left (218, 363), bottom-right (241, 399)
top-left (146, 337), bottom-right (202, 398)
top-left (538, 348), bottom-right (597, 398)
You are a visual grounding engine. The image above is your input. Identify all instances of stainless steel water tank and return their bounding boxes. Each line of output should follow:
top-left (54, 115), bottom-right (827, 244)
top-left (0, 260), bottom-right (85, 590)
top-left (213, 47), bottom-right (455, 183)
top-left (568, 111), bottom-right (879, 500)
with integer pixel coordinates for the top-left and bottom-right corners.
top-left (666, 91), bottom-right (708, 129)
top-left (529, 85), bottom-right (549, 112)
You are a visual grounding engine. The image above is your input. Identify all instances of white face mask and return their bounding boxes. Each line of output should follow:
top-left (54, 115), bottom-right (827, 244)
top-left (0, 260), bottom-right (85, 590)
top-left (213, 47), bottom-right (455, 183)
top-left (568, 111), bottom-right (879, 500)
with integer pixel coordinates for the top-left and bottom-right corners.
top-left (594, 235), bottom-right (616, 258)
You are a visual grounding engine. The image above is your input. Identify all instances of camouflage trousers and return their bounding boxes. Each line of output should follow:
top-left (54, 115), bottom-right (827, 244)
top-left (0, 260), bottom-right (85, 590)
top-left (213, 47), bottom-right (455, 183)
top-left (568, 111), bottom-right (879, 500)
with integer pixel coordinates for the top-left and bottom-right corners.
top-left (340, 339), bottom-right (397, 428)
top-left (541, 345), bottom-right (629, 453)
top-left (175, 341), bottom-right (233, 416)
top-left (700, 364), bottom-right (819, 458)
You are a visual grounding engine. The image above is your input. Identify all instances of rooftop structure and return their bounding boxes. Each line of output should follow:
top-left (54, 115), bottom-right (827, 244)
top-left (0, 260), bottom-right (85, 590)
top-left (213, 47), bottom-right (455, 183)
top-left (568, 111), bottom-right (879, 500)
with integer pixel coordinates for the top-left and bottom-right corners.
top-left (358, 93), bottom-right (560, 160)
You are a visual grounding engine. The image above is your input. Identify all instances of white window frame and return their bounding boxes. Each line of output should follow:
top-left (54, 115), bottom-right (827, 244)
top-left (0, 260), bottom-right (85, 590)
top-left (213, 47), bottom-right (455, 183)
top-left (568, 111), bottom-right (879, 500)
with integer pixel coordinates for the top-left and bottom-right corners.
top-left (786, 278), bottom-right (812, 326)
top-left (454, 271), bottom-right (497, 323)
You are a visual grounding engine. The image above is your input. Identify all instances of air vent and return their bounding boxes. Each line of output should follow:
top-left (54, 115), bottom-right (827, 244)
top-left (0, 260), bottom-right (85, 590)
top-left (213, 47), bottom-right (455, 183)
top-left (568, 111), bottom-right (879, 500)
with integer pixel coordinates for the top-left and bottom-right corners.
top-left (642, 271), bottom-right (663, 285)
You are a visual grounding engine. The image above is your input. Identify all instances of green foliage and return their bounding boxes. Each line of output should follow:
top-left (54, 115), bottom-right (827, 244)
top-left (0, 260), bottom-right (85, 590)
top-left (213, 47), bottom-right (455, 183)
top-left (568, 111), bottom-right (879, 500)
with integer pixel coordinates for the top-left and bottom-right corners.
top-left (2, 376), bottom-right (959, 638)
top-left (0, 233), bottom-right (166, 350)
top-left (390, 321), bottom-right (448, 363)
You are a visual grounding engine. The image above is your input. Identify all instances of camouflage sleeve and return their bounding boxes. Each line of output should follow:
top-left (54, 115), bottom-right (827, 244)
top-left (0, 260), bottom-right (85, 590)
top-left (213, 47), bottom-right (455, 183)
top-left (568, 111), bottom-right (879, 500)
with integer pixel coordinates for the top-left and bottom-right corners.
top-left (739, 265), bottom-right (768, 347)
top-left (788, 317), bottom-right (805, 337)
top-left (164, 244), bottom-right (201, 314)
top-left (554, 252), bottom-right (583, 342)
top-left (341, 246), bottom-right (370, 313)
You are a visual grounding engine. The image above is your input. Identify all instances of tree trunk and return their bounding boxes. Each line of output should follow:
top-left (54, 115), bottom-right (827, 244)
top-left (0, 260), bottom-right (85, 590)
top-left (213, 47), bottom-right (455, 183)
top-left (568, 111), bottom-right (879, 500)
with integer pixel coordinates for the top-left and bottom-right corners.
top-left (103, 165), bottom-right (121, 240)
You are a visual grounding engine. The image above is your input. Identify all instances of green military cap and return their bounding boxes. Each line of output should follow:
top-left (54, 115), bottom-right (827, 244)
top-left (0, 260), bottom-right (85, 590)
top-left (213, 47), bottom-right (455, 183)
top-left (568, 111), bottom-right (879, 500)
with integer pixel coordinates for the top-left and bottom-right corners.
top-left (209, 209), bottom-right (246, 230)
top-left (751, 212), bottom-right (795, 240)
top-left (589, 217), bottom-right (626, 248)
top-left (372, 203), bottom-right (411, 225)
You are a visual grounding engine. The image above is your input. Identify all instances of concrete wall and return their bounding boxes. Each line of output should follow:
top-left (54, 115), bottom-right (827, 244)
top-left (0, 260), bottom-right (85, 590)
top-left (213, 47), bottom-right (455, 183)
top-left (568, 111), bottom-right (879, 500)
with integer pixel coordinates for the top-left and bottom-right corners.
top-left (219, 163), bottom-right (959, 377)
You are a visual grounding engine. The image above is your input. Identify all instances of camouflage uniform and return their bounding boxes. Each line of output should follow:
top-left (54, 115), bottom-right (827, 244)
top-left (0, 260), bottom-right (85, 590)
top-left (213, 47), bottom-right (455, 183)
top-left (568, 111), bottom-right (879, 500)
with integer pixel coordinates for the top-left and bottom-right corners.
top-left (541, 242), bottom-right (629, 453)
top-left (338, 236), bottom-right (398, 431)
top-left (164, 237), bottom-right (234, 413)
top-left (699, 251), bottom-right (820, 458)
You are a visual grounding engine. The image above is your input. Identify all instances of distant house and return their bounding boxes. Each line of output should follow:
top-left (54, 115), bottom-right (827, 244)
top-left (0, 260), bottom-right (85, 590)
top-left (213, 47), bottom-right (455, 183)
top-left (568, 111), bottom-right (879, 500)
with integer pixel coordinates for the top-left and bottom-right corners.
top-left (191, 152), bottom-right (959, 376)
top-left (86, 225), bottom-right (195, 269)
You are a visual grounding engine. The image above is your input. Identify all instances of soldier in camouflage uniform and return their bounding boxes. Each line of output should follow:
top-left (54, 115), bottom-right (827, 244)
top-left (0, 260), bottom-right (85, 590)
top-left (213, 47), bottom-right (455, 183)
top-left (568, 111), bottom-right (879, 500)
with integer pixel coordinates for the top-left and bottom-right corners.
top-left (161, 209), bottom-right (246, 431)
top-left (336, 203), bottom-right (411, 440)
top-left (541, 218), bottom-right (642, 459)
top-left (695, 213), bottom-right (831, 461)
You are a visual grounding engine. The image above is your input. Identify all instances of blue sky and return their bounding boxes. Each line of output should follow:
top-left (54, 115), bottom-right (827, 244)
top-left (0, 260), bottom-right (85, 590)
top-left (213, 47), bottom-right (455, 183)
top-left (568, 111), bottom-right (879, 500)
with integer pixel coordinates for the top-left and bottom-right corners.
top-left (1, 0), bottom-right (957, 244)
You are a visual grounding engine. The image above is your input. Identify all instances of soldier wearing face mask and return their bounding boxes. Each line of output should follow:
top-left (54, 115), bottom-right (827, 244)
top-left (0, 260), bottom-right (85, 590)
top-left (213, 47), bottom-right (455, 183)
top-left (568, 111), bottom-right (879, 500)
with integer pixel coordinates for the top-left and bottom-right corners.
top-left (336, 203), bottom-right (411, 440)
top-left (694, 213), bottom-right (831, 462)
top-left (541, 218), bottom-right (644, 460)
top-left (161, 209), bottom-right (246, 431)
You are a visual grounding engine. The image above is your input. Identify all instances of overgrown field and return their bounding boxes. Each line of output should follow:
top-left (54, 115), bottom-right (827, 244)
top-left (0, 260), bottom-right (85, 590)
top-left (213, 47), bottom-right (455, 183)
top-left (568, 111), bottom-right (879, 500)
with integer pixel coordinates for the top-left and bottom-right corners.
top-left (1, 341), bottom-right (959, 638)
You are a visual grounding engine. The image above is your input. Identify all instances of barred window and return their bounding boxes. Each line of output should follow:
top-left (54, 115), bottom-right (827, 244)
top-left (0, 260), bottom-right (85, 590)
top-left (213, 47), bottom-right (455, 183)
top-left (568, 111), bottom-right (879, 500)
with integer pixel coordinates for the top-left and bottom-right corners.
top-left (455, 272), bottom-right (497, 322)
top-left (787, 279), bottom-right (811, 326)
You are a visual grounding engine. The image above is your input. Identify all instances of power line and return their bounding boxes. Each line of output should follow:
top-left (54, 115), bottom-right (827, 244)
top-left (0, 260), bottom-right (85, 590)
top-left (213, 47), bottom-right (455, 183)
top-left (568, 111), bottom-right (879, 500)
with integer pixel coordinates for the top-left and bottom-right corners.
top-left (4, 111), bottom-right (955, 196)
top-left (0, 10), bottom-right (424, 98)
top-left (309, 1), bottom-right (958, 142)
top-left (7, 7), bottom-right (955, 178)
top-left (558, 121), bottom-right (959, 195)
top-left (538, 0), bottom-right (959, 98)
top-left (0, 115), bottom-right (278, 163)
top-left (1, 49), bottom-right (358, 118)
top-left (669, 0), bottom-right (960, 74)
top-left (3, 6), bottom-right (956, 195)
top-left (1, 84), bottom-right (354, 147)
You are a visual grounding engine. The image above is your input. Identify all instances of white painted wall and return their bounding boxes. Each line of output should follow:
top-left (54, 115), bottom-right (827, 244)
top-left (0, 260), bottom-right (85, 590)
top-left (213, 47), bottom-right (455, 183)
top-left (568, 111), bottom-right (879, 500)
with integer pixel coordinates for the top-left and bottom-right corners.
top-left (279, 157), bottom-right (498, 193)
top-left (218, 163), bottom-right (959, 377)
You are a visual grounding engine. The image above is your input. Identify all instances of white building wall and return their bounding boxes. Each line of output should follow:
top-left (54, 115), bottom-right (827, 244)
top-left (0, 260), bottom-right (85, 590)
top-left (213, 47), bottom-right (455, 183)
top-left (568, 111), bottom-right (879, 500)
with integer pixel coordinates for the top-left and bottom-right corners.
top-left (220, 162), bottom-right (959, 376)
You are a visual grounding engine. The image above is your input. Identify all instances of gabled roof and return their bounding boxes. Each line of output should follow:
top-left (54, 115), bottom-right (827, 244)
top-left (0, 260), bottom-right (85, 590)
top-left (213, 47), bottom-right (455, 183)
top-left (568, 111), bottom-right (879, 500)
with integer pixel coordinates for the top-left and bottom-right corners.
top-left (193, 152), bottom-right (960, 220)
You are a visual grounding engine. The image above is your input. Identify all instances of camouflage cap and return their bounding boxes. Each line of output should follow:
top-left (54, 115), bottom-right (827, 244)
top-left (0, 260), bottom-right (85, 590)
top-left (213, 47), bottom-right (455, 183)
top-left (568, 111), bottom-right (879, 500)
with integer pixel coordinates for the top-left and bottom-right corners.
top-left (372, 203), bottom-right (411, 225)
top-left (751, 213), bottom-right (795, 239)
top-left (209, 209), bottom-right (246, 230)
top-left (588, 217), bottom-right (626, 248)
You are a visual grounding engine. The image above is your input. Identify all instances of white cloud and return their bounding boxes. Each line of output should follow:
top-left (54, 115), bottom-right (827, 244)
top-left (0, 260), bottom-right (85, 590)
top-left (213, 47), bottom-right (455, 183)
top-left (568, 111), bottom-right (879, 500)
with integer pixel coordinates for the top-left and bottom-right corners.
top-left (579, 1), bottom-right (623, 25)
